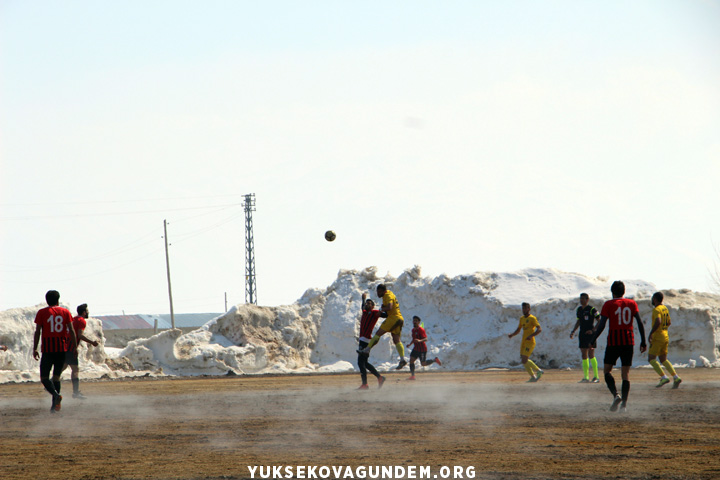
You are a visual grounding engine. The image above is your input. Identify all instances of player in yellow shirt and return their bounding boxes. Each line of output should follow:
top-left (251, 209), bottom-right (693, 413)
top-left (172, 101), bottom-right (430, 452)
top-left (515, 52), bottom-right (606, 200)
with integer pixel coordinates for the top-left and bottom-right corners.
top-left (358, 284), bottom-right (407, 370)
top-left (648, 292), bottom-right (681, 388)
top-left (508, 302), bottom-right (544, 382)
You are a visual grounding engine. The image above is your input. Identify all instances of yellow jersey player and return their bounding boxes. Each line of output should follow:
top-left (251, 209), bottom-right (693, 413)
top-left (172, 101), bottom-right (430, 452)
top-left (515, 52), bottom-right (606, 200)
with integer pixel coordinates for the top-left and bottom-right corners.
top-left (648, 292), bottom-right (681, 388)
top-left (358, 284), bottom-right (407, 370)
top-left (508, 302), bottom-right (544, 382)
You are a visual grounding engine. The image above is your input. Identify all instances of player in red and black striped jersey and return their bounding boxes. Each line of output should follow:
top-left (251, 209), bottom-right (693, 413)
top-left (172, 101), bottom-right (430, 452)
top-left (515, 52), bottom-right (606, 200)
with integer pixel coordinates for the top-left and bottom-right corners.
top-left (356, 293), bottom-right (384, 390)
top-left (66, 303), bottom-right (100, 399)
top-left (588, 281), bottom-right (646, 413)
top-left (405, 316), bottom-right (441, 380)
top-left (32, 290), bottom-right (77, 413)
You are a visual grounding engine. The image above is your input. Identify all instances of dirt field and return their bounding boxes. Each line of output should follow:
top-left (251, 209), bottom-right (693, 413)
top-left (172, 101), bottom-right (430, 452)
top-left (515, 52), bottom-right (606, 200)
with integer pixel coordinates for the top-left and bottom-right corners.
top-left (1, 369), bottom-right (718, 480)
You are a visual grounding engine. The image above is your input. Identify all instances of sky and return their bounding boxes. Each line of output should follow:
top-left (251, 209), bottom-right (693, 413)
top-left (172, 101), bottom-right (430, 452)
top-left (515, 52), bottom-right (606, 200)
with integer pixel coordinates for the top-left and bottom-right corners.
top-left (1, 1), bottom-right (719, 315)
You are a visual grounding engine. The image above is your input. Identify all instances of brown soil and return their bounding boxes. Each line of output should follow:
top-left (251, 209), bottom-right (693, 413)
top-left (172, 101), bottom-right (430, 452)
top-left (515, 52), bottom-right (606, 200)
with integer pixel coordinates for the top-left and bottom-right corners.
top-left (0, 369), bottom-right (718, 480)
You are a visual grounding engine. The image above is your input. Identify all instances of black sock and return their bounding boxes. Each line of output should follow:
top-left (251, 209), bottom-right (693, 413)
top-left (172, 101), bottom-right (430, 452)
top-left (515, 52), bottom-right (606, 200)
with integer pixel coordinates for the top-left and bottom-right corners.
top-left (621, 380), bottom-right (630, 403)
top-left (53, 380), bottom-right (61, 395)
top-left (72, 378), bottom-right (80, 393)
top-left (41, 378), bottom-right (57, 396)
top-left (604, 372), bottom-right (617, 397)
top-left (410, 361), bottom-right (415, 375)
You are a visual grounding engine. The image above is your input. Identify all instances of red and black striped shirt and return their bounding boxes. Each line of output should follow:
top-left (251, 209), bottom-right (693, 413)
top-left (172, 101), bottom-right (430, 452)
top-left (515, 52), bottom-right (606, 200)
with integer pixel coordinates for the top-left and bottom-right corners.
top-left (600, 298), bottom-right (639, 347)
top-left (34, 306), bottom-right (74, 353)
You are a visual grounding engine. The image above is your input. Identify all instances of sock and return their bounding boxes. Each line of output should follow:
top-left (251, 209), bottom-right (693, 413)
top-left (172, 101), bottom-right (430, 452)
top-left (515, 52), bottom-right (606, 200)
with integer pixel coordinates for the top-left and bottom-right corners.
top-left (53, 379), bottom-right (61, 395)
top-left (395, 342), bottom-right (405, 359)
top-left (524, 362), bottom-right (535, 376)
top-left (582, 358), bottom-right (589, 379)
top-left (366, 335), bottom-right (381, 350)
top-left (621, 380), bottom-right (630, 403)
top-left (526, 359), bottom-right (540, 373)
top-left (649, 359), bottom-right (665, 377)
top-left (604, 372), bottom-right (617, 396)
top-left (72, 378), bottom-right (80, 394)
top-left (662, 360), bottom-right (677, 377)
top-left (590, 357), bottom-right (599, 378)
top-left (409, 360), bottom-right (415, 375)
top-left (41, 378), bottom-right (58, 396)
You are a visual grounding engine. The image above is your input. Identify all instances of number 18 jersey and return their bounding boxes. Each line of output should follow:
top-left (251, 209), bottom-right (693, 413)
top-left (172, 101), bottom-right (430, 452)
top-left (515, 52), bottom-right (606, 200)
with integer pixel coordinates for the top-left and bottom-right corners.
top-left (600, 297), bottom-right (639, 347)
top-left (34, 305), bottom-right (74, 353)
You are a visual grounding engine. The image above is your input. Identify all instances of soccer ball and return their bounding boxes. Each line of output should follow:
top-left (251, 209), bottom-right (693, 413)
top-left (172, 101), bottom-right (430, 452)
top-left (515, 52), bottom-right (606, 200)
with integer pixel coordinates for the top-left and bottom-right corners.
top-left (324, 230), bottom-right (336, 242)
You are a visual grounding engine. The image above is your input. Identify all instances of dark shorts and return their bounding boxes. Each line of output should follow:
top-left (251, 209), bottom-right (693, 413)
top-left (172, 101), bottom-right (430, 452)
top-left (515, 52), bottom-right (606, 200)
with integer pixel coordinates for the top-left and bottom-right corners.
top-left (40, 352), bottom-right (66, 378)
top-left (604, 345), bottom-right (634, 367)
top-left (65, 350), bottom-right (79, 366)
top-left (578, 334), bottom-right (597, 350)
top-left (410, 350), bottom-right (427, 363)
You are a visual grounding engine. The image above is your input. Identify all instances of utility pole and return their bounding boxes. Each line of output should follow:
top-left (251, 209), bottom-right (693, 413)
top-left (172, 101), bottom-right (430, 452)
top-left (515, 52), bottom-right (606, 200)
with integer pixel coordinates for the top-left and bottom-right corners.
top-left (243, 193), bottom-right (257, 304)
top-left (163, 219), bottom-right (176, 329)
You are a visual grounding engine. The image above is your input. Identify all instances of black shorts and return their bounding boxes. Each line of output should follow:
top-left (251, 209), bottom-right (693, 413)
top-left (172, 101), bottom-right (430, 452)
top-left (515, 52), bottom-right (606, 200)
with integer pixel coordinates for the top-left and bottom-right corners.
top-left (603, 345), bottom-right (634, 367)
top-left (40, 352), bottom-right (67, 378)
top-left (410, 350), bottom-right (427, 363)
top-left (578, 334), bottom-right (597, 350)
top-left (65, 350), bottom-right (79, 366)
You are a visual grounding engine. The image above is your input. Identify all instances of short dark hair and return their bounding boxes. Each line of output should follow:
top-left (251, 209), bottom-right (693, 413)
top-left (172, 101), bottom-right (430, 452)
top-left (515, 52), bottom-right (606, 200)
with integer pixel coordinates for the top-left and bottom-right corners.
top-left (77, 303), bottom-right (88, 315)
top-left (521, 302), bottom-right (530, 309)
top-left (611, 281), bottom-right (625, 298)
top-left (45, 290), bottom-right (60, 306)
top-left (652, 292), bottom-right (664, 303)
top-left (579, 293), bottom-right (589, 299)
top-left (413, 315), bottom-right (421, 321)
top-left (376, 284), bottom-right (387, 293)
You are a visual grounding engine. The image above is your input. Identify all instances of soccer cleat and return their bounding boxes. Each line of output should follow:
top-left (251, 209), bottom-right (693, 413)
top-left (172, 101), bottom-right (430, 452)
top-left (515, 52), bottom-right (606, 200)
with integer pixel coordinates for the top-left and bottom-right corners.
top-left (434, 357), bottom-right (442, 366)
top-left (395, 359), bottom-right (407, 370)
top-left (535, 370), bottom-right (544, 381)
top-left (357, 384), bottom-right (369, 390)
top-left (407, 375), bottom-right (416, 381)
top-left (527, 376), bottom-right (538, 383)
top-left (672, 378), bottom-right (682, 389)
top-left (591, 377), bottom-right (600, 383)
top-left (619, 403), bottom-right (628, 414)
top-left (378, 376), bottom-right (386, 389)
top-left (610, 395), bottom-right (622, 412)
top-left (656, 377), bottom-right (671, 388)
top-left (53, 394), bottom-right (62, 412)
top-left (73, 392), bottom-right (87, 400)
top-left (579, 378), bottom-right (590, 383)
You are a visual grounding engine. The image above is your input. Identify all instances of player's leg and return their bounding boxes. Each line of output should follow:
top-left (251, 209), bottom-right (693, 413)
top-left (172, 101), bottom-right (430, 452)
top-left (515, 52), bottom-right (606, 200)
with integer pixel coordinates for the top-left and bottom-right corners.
top-left (392, 332), bottom-right (407, 370)
top-left (589, 347), bottom-right (599, 382)
top-left (408, 351), bottom-right (418, 379)
top-left (39, 354), bottom-right (58, 397)
top-left (51, 353), bottom-right (65, 411)
top-left (659, 351), bottom-right (681, 386)
top-left (362, 329), bottom-right (386, 352)
top-left (357, 343), bottom-right (369, 386)
top-left (580, 347), bottom-right (590, 381)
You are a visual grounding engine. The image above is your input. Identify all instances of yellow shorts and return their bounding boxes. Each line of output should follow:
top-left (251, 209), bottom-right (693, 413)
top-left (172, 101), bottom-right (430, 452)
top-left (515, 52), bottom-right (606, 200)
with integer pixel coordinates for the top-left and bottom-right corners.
top-left (521, 341), bottom-right (535, 357)
top-left (379, 317), bottom-right (404, 336)
top-left (649, 339), bottom-right (669, 357)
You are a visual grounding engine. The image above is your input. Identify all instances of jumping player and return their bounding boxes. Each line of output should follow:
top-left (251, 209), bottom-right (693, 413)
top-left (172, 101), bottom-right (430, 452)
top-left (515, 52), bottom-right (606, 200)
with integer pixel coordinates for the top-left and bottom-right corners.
top-left (358, 284), bottom-right (407, 370)
top-left (32, 290), bottom-right (77, 413)
top-left (405, 316), bottom-right (441, 380)
top-left (357, 293), bottom-right (385, 390)
top-left (570, 293), bottom-right (600, 383)
top-left (588, 281), bottom-right (647, 413)
top-left (508, 302), bottom-right (543, 382)
top-left (66, 303), bottom-right (100, 399)
top-left (648, 292), bottom-right (682, 389)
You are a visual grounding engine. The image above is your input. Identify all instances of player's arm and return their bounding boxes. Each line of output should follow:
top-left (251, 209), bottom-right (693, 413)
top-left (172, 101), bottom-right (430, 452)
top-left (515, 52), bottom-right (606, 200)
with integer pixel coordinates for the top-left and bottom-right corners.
top-left (508, 325), bottom-right (521, 338)
top-left (648, 318), bottom-right (660, 341)
top-left (569, 319), bottom-right (580, 338)
top-left (589, 315), bottom-right (608, 343)
top-left (527, 324), bottom-right (542, 341)
top-left (634, 313), bottom-right (647, 353)
top-left (32, 324), bottom-right (42, 360)
top-left (79, 334), bottom-right (99, 347)
top-left (68, 322), bottom-right (78, 352)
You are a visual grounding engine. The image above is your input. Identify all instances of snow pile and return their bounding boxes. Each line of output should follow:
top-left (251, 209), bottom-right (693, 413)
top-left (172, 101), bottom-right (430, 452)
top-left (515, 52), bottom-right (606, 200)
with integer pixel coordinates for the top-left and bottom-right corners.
top-left (1, 267), bottom-right (719, 382)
